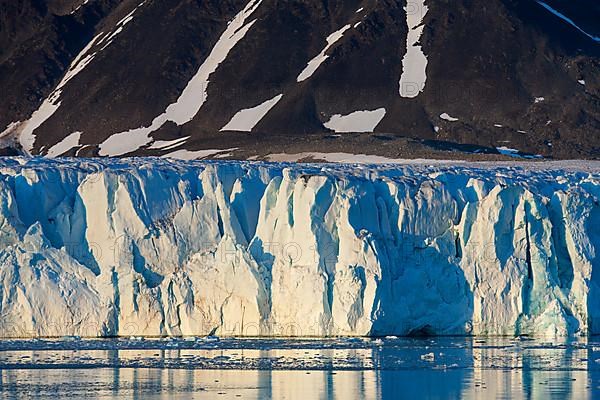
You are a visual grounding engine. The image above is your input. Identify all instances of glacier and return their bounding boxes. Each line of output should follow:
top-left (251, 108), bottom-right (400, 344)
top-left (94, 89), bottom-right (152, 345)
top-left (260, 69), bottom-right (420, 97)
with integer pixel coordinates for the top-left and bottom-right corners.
top-left (0, 158), bottom-right (598, 338)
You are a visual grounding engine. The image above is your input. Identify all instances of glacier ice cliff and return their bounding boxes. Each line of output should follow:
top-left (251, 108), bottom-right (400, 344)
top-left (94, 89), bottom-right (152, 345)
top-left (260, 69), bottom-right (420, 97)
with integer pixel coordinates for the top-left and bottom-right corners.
top-left (0, 158), bottom-right (598, 338)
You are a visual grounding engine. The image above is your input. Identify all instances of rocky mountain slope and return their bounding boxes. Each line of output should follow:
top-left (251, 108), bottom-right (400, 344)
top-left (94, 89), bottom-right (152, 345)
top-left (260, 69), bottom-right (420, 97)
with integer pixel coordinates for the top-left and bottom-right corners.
top-left (0, 0), bottom-right (599, 159)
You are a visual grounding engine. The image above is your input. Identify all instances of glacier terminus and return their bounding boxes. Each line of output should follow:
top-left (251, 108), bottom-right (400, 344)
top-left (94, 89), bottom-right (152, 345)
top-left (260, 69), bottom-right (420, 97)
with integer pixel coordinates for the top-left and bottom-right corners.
top-left (0, 158), bottom-right (598, 338)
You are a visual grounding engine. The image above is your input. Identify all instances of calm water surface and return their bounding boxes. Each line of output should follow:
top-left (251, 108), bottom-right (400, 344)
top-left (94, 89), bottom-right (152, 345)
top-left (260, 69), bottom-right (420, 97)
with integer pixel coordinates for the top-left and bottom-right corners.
top-left (0, 337), bottom-right (598, 399)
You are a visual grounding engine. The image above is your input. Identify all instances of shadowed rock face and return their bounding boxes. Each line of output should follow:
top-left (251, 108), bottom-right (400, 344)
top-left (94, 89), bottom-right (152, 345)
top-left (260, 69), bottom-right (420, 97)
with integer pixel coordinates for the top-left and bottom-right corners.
top-left (0, 0), bottom-right (598, 159)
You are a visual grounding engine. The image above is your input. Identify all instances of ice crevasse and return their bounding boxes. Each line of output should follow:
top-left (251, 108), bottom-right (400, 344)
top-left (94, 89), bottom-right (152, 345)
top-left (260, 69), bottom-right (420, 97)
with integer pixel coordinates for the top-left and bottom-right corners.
top-left (0, 158), bottom-right (598, 338)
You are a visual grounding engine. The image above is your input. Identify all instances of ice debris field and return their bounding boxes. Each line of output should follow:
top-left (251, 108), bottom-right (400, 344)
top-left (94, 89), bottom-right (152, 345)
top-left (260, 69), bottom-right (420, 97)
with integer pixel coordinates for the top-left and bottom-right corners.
top-left (0, 158), bottom-right (598, 338)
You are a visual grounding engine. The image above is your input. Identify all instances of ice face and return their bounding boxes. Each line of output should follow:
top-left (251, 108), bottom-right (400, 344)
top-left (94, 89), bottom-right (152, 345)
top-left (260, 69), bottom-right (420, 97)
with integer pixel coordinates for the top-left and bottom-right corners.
top-left (0, 158), bottom-right (598, 338)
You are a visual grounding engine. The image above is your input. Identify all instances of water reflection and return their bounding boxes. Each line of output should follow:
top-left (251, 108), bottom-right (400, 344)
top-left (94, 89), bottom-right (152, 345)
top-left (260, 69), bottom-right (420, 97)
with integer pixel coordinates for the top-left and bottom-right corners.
top-left (0, 337), bottom-right (597, 399)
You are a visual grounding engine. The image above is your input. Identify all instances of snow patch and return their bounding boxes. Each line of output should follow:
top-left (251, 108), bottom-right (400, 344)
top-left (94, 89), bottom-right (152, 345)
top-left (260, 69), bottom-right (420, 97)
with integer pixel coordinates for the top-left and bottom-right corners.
top-left (159, 0), bottom-right (263, 125)
top-left (220, 94), bottom-right (283, 132)
top-left (324, 108), bottom-right (386, 133)
top-left (440, 113), bottom-right (459, 122)
top-left (267, 152), bottom-right (413, 164)
top-left (0, 122), bottom-right (21, 149)
top-left (70, 0), bottom-right (90, 14)
top-left (297, 24), bottom-right (352, 82)
top-left (148, 136), bottom-right (190, 150)
top-left (99, 0), bottom-right (263, 156)
top-left (399, 0), bottom-right (429, 98)
top-left (97, 1), bottom-right (146, 51)
top-left (0, 122), bottom-right (20, 139)
top-left (16, 1), bottom-right (149, 155)
top-left (46, 132), bottom-right (82, 157)
top-left (162, 148), bottom-right (237, 160)
top-left (18, 32), bottom-right (104, 154)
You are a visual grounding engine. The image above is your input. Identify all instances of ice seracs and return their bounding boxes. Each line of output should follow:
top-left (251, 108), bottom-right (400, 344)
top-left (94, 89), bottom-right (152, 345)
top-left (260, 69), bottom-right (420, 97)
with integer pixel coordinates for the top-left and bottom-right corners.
top-left (0, 158), bottom-right (598, 338)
